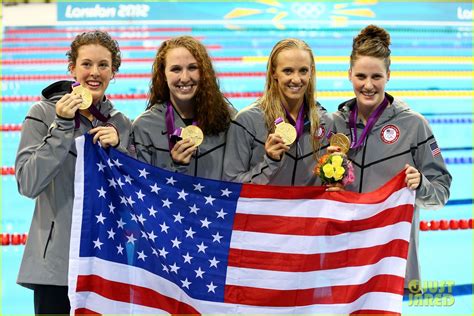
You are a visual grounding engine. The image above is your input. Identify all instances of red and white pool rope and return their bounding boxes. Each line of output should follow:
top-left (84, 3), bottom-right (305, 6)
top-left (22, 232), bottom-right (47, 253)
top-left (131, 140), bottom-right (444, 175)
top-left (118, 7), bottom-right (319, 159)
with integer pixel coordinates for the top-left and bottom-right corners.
top-left (1, 219), bottom-right (472, 247)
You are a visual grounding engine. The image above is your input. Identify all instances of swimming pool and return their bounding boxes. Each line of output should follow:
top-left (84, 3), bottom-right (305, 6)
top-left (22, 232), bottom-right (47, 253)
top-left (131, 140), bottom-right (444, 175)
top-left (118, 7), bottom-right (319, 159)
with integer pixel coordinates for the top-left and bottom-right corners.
top-left (1, 4), bottom-right (472, 314)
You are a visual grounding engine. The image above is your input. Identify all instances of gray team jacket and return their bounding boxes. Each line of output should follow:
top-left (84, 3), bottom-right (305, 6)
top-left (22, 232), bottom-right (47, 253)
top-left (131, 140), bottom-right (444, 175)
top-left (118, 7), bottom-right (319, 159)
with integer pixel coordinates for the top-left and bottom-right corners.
top-left (15, 80), bottom-right (131, 288)
top-left (333, 93), bottom-right (452, 287)
top-left (131, 102), bottom-right (235, 180)
top-left (223, 102), bottom-right (331, 185)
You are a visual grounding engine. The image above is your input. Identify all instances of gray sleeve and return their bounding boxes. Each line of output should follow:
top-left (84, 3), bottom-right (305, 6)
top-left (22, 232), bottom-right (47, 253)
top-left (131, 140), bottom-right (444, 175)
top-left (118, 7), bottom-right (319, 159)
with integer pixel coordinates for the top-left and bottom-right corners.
top-left (15, 105), bottom-right (75, 198)
top-left (414, 118), bottom-right (452, 209)
top-left (223, 119), bottom-right (283, 184)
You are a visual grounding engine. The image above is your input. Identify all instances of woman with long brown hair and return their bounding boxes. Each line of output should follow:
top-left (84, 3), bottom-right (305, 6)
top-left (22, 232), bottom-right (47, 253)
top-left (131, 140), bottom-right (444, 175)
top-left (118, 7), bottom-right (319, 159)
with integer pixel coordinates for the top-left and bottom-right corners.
top-left (132, 36), bottom-right (235, 179)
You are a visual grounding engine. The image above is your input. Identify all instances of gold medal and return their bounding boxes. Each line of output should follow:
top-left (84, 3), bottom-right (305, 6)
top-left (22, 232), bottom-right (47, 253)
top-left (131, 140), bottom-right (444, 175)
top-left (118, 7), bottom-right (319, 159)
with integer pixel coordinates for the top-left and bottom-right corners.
top-left (274, 119), bottom-right (297, 146)
top-left (72, 85), bottom-right (92, 110)
top-left (330, 133), bottom-right (351, 154)
top-left (180, 125), bottom-right (204, 146)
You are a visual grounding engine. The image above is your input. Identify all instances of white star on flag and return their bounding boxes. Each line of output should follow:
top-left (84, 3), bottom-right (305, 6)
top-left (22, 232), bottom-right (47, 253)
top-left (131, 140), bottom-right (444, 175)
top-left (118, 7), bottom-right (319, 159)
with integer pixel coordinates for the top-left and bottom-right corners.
top-left (108, 178), bottom-right (117, 188)
top-left (182, 252), bottom-right (193, 264)
top-left (193, 183), bottom-right (204, 191)
top-left (96, 161), bottom-right (106, 172)
top-left (206, 282), bottom-right (217, 293)
top-left (116, 243), bottom-right (124, 255)
top-left (169, 262), bottom-right (180, 274)
top-left (126, 234), bottom-right (137, 244)
top-left (166, 176), bottom-right (177, 185)
top-left (189, 204), bottom-right (200, 214)
top-left (138, 168), bottom-right (150, 179)
top-left (209, 256), bottom-right (220, 268)
top-left (177, 189), bottom-right (189, 200)
top-left (136, 190), bottom-right (146, 201)
top-left (124, 174), bottom-right (133, 184)
top-left (137, 251), bottom-right (147, 261)
top-left (150, 183), bottom-right (161, 194)
top-left (148, 206), bottom-right (158, 217)
top-left (221, 188), bottom-right (232, 197)
top-left (216, 208), bottom-right (227, 219)
top-left (181, 278), bottom-right (192, 289)
top-left (194, 267), bottom-right (205, 279)
top-left (93, 238), bottom-right (103, 249)
top-left (113, 158), bottom-right (123, 168)
top-left (162, 198), bottom-right (172, 208)
top-left (204, 195), bottom-right (215, 205)
top-left (97, 187), bottom-right (107, 198)
top-left (95, 212), bottom-right (106, 224)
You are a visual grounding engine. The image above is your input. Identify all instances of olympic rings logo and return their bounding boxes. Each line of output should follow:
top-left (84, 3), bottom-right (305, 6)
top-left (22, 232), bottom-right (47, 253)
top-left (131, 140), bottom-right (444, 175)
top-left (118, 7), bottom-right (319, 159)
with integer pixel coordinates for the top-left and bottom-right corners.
top-left (290, 2), bottom-right (326, 19)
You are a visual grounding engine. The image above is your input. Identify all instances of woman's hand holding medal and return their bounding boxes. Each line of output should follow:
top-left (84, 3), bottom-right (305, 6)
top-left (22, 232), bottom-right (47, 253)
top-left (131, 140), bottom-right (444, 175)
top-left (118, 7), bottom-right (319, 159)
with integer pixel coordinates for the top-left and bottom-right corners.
top-left (56, 83), bottom-right (93, 119)
top-left (170, 125), bottom-right (204, 165)
top-left (265, 117), bottom-right (296, 161)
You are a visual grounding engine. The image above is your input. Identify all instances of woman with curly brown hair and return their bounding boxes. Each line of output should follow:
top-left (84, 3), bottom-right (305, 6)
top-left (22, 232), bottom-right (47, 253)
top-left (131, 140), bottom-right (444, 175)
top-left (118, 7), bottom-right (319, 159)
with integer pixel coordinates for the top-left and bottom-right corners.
top-left (132, 36), bottom-right (235, 179)
top-left (15, 30), bottom-right (131, 314)
top-left (223, 38), bottom-right (331, 185)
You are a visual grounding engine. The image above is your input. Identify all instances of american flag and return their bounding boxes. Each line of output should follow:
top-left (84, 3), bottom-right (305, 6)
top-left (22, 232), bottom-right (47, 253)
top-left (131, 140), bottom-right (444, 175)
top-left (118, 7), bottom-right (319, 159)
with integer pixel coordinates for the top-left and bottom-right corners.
top-left (69, 135), bottom-right (415, 315)
top-left (430, 141), bottom-right (441, 157)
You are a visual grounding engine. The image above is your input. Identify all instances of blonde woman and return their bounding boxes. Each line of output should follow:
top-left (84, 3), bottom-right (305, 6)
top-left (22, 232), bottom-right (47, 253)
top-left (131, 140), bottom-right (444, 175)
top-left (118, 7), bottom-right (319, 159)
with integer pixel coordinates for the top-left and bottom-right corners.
top-left (223, 38), bottom-right (331, 185)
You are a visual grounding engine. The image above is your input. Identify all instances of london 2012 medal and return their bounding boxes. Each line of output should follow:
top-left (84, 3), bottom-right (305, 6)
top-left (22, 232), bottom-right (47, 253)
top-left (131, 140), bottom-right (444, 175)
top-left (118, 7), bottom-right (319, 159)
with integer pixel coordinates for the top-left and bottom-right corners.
top-left (274, 117), bottom-right (297, 146)
top-left (72, 83), bottom-right (92, 110)
top-left (330, 133), bottom-right (351, 154)
top-left (180, 125), bottom-right (204, 146)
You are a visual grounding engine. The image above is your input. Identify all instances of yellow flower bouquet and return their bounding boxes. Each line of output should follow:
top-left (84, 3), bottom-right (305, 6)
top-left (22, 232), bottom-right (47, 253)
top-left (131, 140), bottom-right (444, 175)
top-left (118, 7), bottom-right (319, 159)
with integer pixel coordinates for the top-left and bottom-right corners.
top-left (315, 153), bottom-right (355, 185)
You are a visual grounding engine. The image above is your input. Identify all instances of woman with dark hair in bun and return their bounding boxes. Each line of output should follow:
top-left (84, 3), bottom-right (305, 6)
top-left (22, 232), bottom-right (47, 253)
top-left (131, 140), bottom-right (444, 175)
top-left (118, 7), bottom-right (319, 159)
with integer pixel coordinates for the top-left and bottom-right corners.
top-left (330, 25), bottom-right (451, 293)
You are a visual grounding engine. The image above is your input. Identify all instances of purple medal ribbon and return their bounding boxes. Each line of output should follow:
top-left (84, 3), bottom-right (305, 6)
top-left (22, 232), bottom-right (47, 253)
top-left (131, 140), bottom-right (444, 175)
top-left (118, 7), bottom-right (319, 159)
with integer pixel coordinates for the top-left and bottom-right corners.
top-left (165, 101), bottom-right (197, 150)
top-left (349, 97), bottom-right (389, 150)
top-left (280, 103), bottom-right (305, 139)
top-left (71, 82), bottom-right (110, 129)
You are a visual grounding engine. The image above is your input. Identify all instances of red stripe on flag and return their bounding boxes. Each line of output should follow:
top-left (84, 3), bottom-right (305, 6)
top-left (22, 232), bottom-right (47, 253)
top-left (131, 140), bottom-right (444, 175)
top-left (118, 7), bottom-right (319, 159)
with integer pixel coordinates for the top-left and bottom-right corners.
top-left (228, 239), bottom-right (409, 272)
top-left (224, 274), bottom-right (404, 306)
top-left (75, 308), bottom-right (100, 315)
top-left (233, 205), bottom-right (413, 236)
top-left (240, 170), bottom-right (407, 203)
top-left (76, 275), bottom-right (199, 314)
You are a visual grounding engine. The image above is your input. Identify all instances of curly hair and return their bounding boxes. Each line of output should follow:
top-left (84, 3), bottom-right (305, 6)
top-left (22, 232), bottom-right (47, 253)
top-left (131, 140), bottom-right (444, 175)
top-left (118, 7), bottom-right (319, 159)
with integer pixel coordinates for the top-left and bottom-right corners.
top-left (148, 36), bottom-right (232, 135)
top-left (259, 38), bottom-right (321, 153)
top-left (66, 30), bottom-right (121, 74)
top-left (350, 24), bottom-right (391, 71)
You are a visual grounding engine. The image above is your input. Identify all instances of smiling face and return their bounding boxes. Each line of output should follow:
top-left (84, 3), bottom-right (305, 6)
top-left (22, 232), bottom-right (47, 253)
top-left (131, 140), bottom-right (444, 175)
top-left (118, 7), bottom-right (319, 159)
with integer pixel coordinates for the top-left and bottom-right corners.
top-left (349, 55), bottom-right (390, 115)
top-left (272, 48), bottom-right (312, 109)
top-left (70, 44), bottom-right (114, 104)
top-left (164, 47), bottom-right (200, 110)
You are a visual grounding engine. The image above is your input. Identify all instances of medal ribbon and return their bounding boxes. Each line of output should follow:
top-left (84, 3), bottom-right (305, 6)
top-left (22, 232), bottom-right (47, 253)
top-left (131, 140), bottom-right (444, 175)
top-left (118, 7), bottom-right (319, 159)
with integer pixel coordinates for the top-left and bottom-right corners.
top-left (282, 103), bottom-right (305, 139)
top-left (349, 96), bottom-right (389, 150)
top-left (165, 102), bottom-right (197, 150)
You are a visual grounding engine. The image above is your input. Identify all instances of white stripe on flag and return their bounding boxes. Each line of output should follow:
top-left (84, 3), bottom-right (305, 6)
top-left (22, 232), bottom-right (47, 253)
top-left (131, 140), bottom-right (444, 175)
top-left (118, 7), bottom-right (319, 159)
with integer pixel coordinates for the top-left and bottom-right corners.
top-left (75, 257), bottom-right (403, 314)
top-left (68, 135), bottom-right (86, 309)
top-left (236, 187), bottom-right (413, 220)
top-left (229, 221), bottom-right (411, 254)
top-left (226, 256), bottom-right (407, 290)
top-left (74, 291), bottom-right (169, 314)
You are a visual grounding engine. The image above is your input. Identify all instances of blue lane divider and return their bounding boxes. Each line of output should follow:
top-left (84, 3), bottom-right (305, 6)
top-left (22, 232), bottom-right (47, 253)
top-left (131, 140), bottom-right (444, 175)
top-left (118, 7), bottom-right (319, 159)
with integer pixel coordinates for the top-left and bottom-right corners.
top-left (427, 118), bottom-right (472, 124)
top-left (444, 157), bottom-right (472, 164)
top-left (446, 199), bottom-right (473, 206)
